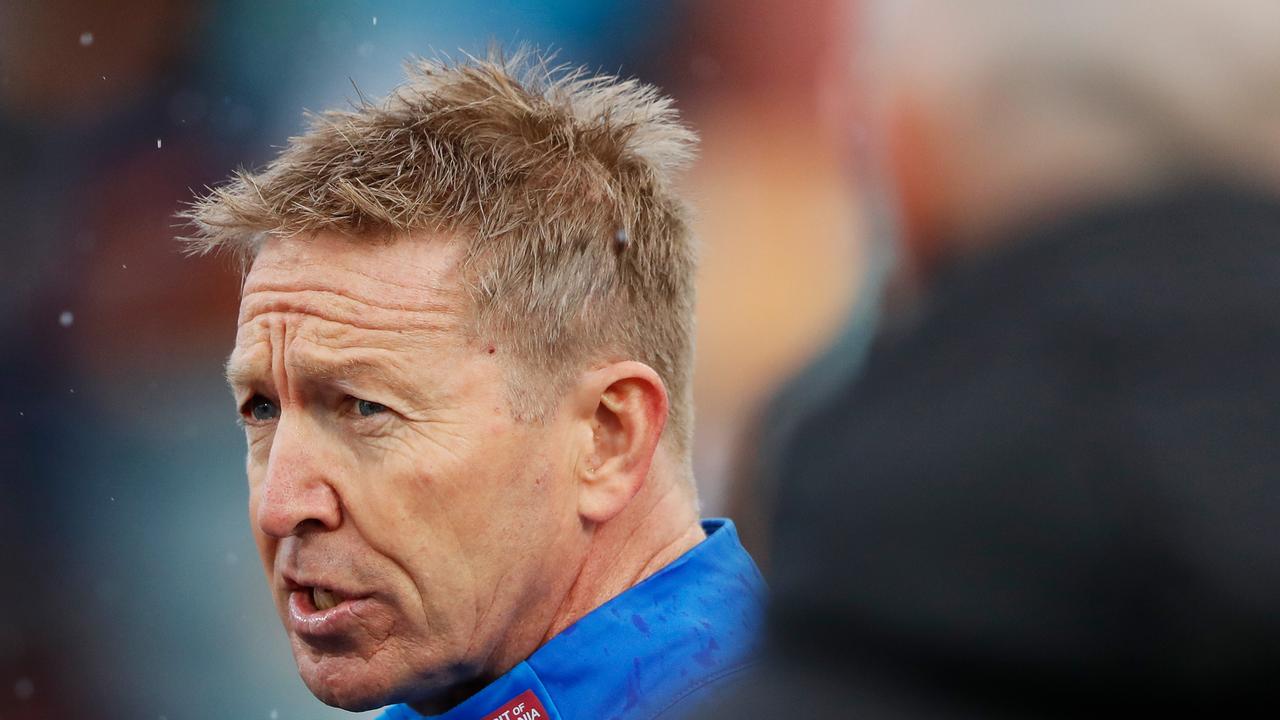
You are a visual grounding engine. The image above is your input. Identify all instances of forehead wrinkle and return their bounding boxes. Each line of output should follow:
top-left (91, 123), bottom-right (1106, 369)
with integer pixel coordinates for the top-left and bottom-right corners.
top-left (282, 336), bottom-right (443, 406)
top-left (225, 321), bottom-right (274, 391)
top-left (224, 335), bottom-right (440, 406)
top-left (225, 308), bottom-right (447, 401)
top-left (241, 271), bottom-right (460, 312)
top-left (243, 239), bottom-right (466, 312)
top-left (237, 287), bottom-right (458, 334)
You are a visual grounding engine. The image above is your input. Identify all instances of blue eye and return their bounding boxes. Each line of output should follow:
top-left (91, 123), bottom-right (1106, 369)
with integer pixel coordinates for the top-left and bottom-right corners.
top-left (356, 399), bottom-right (387, 417)
top-left (248, 395), bottom-right (279, 422)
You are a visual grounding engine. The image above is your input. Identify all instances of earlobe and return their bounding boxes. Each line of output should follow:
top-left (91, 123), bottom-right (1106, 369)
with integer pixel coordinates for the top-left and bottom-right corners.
top-left (575, 363), bottom-right (668, 524)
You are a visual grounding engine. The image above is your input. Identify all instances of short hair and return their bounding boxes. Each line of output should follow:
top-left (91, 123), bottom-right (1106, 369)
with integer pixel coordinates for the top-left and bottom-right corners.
top-left (182, 50), bottom-right (699, 454)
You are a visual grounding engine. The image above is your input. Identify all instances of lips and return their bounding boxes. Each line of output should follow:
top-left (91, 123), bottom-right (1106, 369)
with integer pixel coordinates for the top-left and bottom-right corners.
top-left (283, 574), bottom-right (360, 607)
top-left (282, 576), bottom-right (373, 638)
top-left (289, 583), bottom-right (355, 616)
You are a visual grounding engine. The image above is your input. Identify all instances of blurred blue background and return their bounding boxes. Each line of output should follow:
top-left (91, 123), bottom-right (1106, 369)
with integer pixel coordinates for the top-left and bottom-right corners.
top-left (0, 1), bottom-right (859, 717)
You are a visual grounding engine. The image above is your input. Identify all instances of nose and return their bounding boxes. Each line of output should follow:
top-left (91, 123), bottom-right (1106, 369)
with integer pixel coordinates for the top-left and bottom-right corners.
top-left (254, 411), bottom-right (343, 538)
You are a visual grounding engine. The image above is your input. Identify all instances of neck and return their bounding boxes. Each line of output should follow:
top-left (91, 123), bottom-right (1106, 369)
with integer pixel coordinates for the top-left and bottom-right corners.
top-left (544, 464), bottom-right (705, 643)
top-left (409, 461), bottom-right (704, 715)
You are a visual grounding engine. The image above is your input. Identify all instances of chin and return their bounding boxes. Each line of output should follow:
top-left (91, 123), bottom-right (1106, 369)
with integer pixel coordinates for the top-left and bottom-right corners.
top-left (295, 648), bottom-right (405, 712)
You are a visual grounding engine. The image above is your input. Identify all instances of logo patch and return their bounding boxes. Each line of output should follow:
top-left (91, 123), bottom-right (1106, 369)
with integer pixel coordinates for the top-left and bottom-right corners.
top-left (483, 689), bottom-right (547, 720)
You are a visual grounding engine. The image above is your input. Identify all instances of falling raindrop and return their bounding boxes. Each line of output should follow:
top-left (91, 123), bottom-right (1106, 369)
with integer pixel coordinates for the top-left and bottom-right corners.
top-left (270, 709), bottom-right (279, 719)
top-left (14, 676), bottom-right (34, 700)
top-left (59, 310), bottom-right (74, 327)
top-left (372, 16), bottom-right (378, 26)
top-left (79, 32), bottom-right (94, 47)
top-left (156, 138), bottom-right (163, 149)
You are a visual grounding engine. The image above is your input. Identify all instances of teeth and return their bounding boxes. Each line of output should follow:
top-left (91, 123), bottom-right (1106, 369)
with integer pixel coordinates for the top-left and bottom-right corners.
top-left (313, 587), bottom-right (340, 611)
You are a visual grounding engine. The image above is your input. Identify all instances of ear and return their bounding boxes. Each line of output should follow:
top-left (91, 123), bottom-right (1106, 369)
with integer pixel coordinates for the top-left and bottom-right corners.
top-left (571, 361), bottom-right (669, 524)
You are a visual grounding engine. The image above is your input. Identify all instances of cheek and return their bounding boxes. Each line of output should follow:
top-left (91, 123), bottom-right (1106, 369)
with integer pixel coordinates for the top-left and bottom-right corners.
top-left (350, 419), bottom-right (569, 581)
top-left (339, 454), bottom-right (472, 596)
top-left (465, 437), bottom-right (574, 567)
top-left (342, 444), bottom-right (434, 531)
top-left (445, 432), bottom-right (556, 534)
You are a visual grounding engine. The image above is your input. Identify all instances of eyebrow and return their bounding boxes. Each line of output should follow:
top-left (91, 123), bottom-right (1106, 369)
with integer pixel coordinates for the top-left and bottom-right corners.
top-left (224, 358), bottom-right (250, 390)
top-left (224, 353), bottom-right (428, 404)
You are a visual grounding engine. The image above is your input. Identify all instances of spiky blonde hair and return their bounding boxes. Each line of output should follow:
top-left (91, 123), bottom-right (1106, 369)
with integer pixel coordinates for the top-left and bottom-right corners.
top-left (182, 50), bottom-right (700, 452)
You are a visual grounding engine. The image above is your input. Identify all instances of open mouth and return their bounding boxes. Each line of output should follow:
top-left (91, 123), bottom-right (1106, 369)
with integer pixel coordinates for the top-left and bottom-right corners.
top-left (282, 574), bottom-right (375, 636)
top-left (284, 580), bottom-right (377, 638)
top-left (310, 586), bottom-right (344, 612)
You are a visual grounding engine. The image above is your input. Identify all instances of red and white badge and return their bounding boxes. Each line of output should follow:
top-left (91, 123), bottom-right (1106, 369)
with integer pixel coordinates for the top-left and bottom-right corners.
top-left (482, 689), bottom-right (548, 720)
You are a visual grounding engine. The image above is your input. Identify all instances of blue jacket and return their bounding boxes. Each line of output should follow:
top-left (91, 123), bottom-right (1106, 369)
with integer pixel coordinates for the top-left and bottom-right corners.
top-left (378, 518), bottom-right (766, 720)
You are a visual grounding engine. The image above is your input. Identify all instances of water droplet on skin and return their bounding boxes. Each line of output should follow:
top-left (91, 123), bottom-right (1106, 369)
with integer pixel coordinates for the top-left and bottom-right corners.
top-left (79, 32), bottom-right (94, 47)
top-left (614, 227), bottom-right (630, 251)
top-left (59, 310), bottom-right (74, 327)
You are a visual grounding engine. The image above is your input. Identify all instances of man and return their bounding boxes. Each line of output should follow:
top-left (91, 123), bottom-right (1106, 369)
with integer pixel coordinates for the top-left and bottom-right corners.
top-left (712, 0), bottom-right (1280, 716)
top-left (183, 53), bottom-right (765, 719)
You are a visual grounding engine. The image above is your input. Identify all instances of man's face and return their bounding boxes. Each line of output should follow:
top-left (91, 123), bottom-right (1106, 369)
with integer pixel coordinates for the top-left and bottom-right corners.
top-left (227, 232), bottom-right (586, 710)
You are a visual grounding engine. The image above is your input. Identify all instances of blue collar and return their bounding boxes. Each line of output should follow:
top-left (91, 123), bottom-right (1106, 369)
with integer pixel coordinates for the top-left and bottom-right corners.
top-left (379, 519), bottom-right (766, 720)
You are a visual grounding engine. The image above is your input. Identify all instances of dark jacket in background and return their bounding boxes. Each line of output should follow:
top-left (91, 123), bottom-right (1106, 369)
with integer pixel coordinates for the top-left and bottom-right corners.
top-left (712, 185), bottom-right (1280, 716)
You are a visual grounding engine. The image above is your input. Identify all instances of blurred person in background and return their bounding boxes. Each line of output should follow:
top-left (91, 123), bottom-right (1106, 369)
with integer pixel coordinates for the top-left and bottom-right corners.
top-left (183, 52), bottom-right (765, 719)
top-left (712, 0), bottom-right (1280, 715)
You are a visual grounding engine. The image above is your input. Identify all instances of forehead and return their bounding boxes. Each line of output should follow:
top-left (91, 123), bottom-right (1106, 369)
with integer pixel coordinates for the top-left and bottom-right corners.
top-left (230, 232), bottom-right (468, 381)
top-left (243, 231), bottom-right (464, 311)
